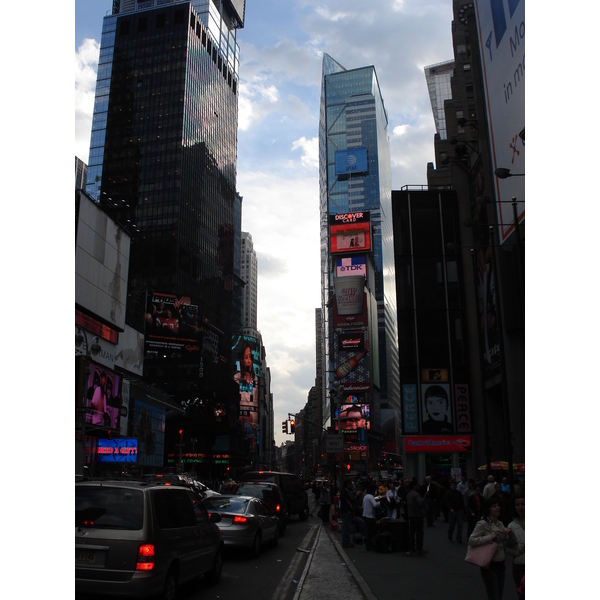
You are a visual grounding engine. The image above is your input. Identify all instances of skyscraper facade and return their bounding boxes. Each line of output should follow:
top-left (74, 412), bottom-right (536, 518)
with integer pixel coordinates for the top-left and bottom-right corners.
top-left (318, 54), bottom-right (399, 464)
top-left (83, 0), bottom-right (248, 467)
top-left (240, 231), bottom-right (258, 334)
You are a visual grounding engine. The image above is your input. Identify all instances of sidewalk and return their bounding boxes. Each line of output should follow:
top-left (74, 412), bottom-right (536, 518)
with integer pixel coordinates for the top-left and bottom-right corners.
top-left (299, 515), bottom-right (503, 600)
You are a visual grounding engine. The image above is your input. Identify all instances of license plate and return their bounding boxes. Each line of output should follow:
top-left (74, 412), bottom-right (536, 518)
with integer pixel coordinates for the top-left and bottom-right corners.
top-left (76, 550), bottom-right (95, 564)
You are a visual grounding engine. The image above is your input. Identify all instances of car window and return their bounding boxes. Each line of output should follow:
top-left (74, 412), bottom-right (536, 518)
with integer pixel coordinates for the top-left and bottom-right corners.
top-left (154, 489), bottom-right (196, 529)
top-left (187, 491), bottom-right (208, 524)
top-left (76, 487), bottom-right (143, 530)
top-left (204, 496), bottom-right (249, 513)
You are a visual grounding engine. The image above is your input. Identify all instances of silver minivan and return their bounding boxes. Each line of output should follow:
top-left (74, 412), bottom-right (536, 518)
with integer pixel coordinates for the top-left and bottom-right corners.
top-left (75, 480), bottom-right (223, 600)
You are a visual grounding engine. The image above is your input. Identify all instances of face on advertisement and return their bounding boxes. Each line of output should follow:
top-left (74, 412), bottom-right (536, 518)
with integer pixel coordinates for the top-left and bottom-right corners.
top-left (340, 406), bottom-right (366, 431)
top-left (424, 386), bottom-right (449, 422)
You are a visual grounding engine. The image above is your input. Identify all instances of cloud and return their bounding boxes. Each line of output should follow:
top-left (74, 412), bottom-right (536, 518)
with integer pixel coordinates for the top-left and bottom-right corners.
top-left (75, 38), bottom-right (100, 163)
top-left (291, 136), bottom-right (319, 169)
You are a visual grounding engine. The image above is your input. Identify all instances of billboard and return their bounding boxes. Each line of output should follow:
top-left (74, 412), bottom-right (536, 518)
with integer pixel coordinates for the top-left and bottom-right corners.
top-left (475, 0), bottom-right (525, 243)
top-left (402, 384), bottom-right (419, 434)
top-left (336, 255), bottom-right (366, 278)
top-left (333, 329), bottom-right (370, 392)
top-left (329, 212), bottom-right (371, 254)
top-left (421, 383), bottom-right (453, 434)
top-left (333, 277), bottom-right (368, 329)
top-left (335, 148), bottom-right (368, 176)
top-left (133, 400), bottom-right (165, 467)
top-left (231, 335), bottom-right (261, 450)
top-left (333, 403), bottom-right (371, 432)
top-left (145, 292), bottom-right (219, 357)
top-left (97, 438), bottom-right (138, 463)
top-left (84, 363), bottom-right (122, 430)
top-left (404, 435), bottom-right (472, 453)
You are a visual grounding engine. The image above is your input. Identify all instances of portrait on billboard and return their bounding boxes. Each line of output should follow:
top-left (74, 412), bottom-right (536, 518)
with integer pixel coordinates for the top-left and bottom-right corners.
top-left (85, 364), bottom-right (121, 430)
top-left (334, 403), bottom-right (371, 432)
top-left (421, 383), bottom-right (453, 434)
top-left (232, 336), bottom-right (260, 450)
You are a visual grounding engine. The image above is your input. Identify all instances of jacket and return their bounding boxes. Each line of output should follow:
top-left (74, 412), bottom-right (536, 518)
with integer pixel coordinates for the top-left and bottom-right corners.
top-left (445, 488), bottom-right (464, 511)
top-left (506, 518), bottom-right (525, 565)
top-left (406, 489), bottom-right (426, 518)
top-left (468, 517), bottom-right (511, 563)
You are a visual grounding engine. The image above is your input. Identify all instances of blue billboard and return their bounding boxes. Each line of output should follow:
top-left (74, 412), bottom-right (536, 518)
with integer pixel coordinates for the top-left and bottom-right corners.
top-left (97, 438), bottom-right (138, 463)
top-left (335, 148), bottom-right (368, 176)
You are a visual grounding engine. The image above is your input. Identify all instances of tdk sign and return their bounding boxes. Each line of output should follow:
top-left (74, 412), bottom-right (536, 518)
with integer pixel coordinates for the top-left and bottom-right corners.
top-left (337, 256), bottom-right (366, 277)
top-left (335, 148), bottom-right (368, 176)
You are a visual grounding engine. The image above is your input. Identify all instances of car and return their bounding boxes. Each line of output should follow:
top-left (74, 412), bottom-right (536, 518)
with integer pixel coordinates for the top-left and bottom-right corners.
top-left (75, 480), bottom-right (224, 600)
top-left (240, 471), bottom-right (309, 521)
top-left (141, 474), bottom-right (220, 498)
top-left (202, 495), bottom-right (279, 558)
top-left (231, 481), bottom-right (287, 533)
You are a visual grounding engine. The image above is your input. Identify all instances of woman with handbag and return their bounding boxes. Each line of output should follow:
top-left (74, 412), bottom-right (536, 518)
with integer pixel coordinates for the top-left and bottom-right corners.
top-left (468, 497), bottom-right (514, 600)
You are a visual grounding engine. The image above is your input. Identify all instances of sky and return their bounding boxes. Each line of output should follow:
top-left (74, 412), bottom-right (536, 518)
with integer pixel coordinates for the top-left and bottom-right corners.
top-left (75, 0), bottom-right (456, 447)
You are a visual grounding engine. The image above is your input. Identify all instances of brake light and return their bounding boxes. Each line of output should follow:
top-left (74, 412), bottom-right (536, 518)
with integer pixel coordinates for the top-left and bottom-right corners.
top-left (233, 516), bottom-right (247, 523)
top-left (275, 504), bottom-right (281, 513)
top-left (136, 544), bottom-right (155, 571)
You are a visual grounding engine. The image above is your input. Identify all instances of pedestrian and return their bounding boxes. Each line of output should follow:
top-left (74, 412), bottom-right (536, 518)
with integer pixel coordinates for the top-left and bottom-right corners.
top-left (468, 497), bottom-right (514, 599)
top-left (466, 482), bottom-right (483, 538)
top-left (361, 483), bottom-right (381, 550)
top-left (386, 482), bottom-right (400, 519)
top-left (457, 473), bottom-right (469, 500)
top-left (423, 475), bottom-right (438, 527)
top-left (445, 480), bottom-right (465, 542)
top-left (491, 483), bottom-right (512, 527)
top-left (506, 495), bottom-right (525, 600)
top-left (340, 479), bottom-right (367, 548)
top-left (406, 479), bottom-right (427, 554)
top-left (483, 474), bottom-right (496, 499)
top-left (318, 480), bottom-right (332, 524)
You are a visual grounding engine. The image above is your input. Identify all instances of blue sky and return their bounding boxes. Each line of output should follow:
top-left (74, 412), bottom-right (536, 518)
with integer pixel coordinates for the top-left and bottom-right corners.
top-left (75, 0), bottom-right (456, 446)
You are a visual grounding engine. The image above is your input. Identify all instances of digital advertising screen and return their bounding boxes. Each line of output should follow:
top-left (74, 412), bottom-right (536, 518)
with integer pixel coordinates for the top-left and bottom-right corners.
top-left (333, 403), bottom-right (371, 433)
top-left (84, 363), bottom-right (122, 430)
top-left (333, 329), bottom-right (370, 392)
top-left (329, 212), bottom-right (371, 254)
top-left (97, 438), bottom-right (138, 463)
top-left (335, 148), bottom-right (368, 177)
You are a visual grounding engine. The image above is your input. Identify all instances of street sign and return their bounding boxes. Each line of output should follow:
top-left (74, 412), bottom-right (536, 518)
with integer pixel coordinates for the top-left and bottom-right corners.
top-left (325, 434), bottom-right (344, 453)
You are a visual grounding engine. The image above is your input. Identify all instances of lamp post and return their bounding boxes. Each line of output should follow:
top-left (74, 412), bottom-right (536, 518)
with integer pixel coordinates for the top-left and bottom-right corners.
top-left (76, 327), bottom-right (102, 477)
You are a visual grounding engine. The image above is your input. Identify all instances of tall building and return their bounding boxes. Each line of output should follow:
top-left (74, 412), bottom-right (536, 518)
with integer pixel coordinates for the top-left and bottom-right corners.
top-left (75, 156), bottom-right (88, 191)
top-left (318, 54), bottom-right (399, 470)
top-left (240, 232), bottom-right (258, 334)
top-left (424, 60), bottom-right (454, 141)
top-left (83, 0), bottom-right (248, 473)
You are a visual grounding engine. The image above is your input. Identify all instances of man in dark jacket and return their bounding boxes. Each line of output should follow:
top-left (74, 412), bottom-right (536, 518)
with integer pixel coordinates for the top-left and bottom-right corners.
top-left (406, 480), bottom-right (428, 554)
top-left (445, 480), bottom-right (465, 542)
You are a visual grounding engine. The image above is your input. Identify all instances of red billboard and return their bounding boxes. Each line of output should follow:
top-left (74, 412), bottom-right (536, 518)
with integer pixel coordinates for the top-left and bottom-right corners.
top-left (329, 212), bottom-right (371, 254)
top-left (404, 435), bottom-right (471, 453)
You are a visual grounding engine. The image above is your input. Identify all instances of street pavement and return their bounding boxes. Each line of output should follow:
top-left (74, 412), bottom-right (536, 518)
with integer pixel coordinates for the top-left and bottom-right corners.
top-left (297, 514), bottom-right (513, 600)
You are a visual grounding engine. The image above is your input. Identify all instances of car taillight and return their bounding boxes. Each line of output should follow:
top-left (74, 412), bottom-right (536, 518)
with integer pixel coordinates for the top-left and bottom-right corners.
top-left (136, 544), bottom-right (155, 571)
top-left (275, 504), bottom-right (281, 513)
top-left (233, 516), bottom-right (247, 523)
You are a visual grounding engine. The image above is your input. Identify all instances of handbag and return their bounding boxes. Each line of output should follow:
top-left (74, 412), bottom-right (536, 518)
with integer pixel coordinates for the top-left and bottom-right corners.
top-left (464, 542), bottom-right (498, 568)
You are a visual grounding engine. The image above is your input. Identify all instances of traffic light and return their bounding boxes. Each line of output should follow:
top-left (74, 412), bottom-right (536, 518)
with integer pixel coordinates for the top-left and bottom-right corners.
top-left (282, 421), bottom-right (288, 434)
top-left (346, 463), bottom-right (351, 471)
top-left (289, 419), bottom-right (295, 433)
top-left (178, 429), bottom-right (183, 441)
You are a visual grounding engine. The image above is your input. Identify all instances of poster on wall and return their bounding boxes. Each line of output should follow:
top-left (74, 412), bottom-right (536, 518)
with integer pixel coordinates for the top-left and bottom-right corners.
top-left (421, 383), bottom-right (453, 434)
top-left (402, 384), bottom-right (419, 434)
top-left (84, 363), bottom-right (122, 430)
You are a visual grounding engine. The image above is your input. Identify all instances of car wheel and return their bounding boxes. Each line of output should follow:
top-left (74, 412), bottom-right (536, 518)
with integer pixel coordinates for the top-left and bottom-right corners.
top-left (250, 531), bottom-right (262, 558)
top-left (162, 567), bottom-right (178, 600)
top-left (206, 546), bottom-right (223, 584)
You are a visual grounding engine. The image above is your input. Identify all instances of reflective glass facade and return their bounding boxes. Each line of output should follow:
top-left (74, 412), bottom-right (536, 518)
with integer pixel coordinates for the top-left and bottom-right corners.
top-left (319, 54), bottom-right (399, 427)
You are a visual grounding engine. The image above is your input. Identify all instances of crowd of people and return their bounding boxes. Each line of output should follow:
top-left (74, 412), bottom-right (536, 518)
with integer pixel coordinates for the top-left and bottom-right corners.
top-left (309, 472), bottom-right (525, 600)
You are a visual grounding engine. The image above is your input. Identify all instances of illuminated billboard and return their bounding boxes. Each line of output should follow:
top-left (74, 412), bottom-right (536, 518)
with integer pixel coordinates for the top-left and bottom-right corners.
top-left (336, 255), bottom-right (366, 278)
top-left (329, 212), bottom-right (371, 254)
top-left (335, 148), bottom-right (368, 176)
top-left (232, 335), bottom-right (261, 450)
top-left (333, 403), bottom-right (371, 432)
top-left (334, 329), bottom-right (370, 392)
top-left (84, 363), bottom-right (122, 430)
top-left (97, 438), bottom-right (138, 463)
top-left (333, 277), bottom-right (368, 329)
top-left (421, 383), bottom-right (453, 434)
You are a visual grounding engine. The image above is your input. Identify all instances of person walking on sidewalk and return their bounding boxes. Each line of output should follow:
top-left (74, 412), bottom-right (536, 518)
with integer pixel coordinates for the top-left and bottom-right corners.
top-left (319, 480), bottom-right (332, 524)
top-left (445, 480), bottom-right (465, 542)
top-left (423, 476), bottom-right (439, 527)
top-left (406, 480), bottom-right (428, 554)
top-left (362, 483), bottom-right (381, 550)
top-left (468, 497), bottom-right (514, 600)
top-left (340, 479), bottom-right (367, 548)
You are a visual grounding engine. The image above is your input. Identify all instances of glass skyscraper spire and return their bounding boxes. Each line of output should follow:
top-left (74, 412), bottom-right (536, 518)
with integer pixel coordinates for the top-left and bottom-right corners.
top-left (319, 54), bottom-right (399, 431)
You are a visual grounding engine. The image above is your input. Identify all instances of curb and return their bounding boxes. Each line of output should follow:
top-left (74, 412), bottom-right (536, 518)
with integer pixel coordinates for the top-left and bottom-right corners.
top-left (323, 526), bottom-right (378, 600)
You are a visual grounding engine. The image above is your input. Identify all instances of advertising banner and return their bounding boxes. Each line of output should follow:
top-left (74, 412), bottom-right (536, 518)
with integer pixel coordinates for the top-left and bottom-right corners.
top-left (335, 148), bottom-right (368, 176)
top-left (232, 335), bottom-right (261, 450)
top-left (84, 363), bottom-right (122, 430)
top-left (454, 384), bottom-right (472, 433)
top-left (336, 255), bottom-right (366, 278)
top-left (97, 438), bottom-right (138, 463)
top-left (421, 383), bottom-right (453, 434)
top-left (333, 329), bottom-right (370, 392)
top-left (133, 400), bottom-right (166, 467)
top-left (404, 435), bottom-right (472, 453)
top-left (402, 384), bottom-right (419, 434)
top-left (333, 283), bottom-right (368, 329)
top-left (334, 403), bottom-right (371, 433)
top-left (475, 0), bottom-right (525, 243)
top-left (329, 212), bottom-right (371, 254)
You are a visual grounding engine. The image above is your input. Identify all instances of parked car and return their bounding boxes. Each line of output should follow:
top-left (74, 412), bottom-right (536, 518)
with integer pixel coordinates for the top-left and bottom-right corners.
top-left (202, 495), bottom-right (279, 558)
top-left (240, 471), bottom-right (309, 521)
top-left (231, 481), bottom-right (287, 533)
top-left (75, 480), bottom-right (224, 600)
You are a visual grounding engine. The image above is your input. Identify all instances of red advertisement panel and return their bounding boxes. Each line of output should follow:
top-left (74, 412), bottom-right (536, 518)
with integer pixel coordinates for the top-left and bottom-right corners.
top-left (404, 435), bottom-right (471, 453)
top-left (329, 212), bottom-right (371, 254)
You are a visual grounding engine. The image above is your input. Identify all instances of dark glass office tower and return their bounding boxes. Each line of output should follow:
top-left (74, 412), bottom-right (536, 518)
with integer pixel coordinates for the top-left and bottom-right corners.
top-left (85, 1), bottom-right (245, 459)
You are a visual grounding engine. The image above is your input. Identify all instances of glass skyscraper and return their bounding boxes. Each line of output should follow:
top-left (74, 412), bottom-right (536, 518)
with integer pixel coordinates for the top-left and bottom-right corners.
top-left (318, 54), bottom-right (399, 434)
